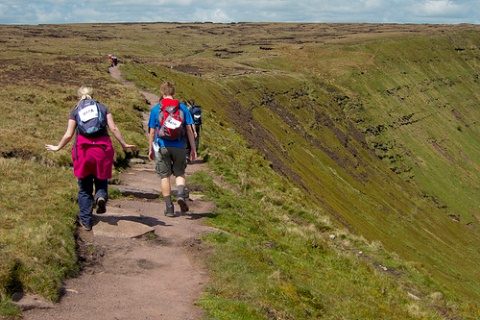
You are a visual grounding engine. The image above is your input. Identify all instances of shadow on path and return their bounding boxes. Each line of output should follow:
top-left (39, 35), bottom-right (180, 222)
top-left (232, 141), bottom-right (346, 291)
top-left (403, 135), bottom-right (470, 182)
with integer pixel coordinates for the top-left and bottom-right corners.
top-left (94, 215), bottom-right (168, 227)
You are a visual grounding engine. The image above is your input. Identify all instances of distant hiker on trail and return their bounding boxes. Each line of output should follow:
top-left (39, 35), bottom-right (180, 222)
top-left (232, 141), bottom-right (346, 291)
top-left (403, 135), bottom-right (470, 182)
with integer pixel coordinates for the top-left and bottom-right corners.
top-left (45, 86), bottom-right (135, 231)
top-left (148, 81), bottom-right (197, 217)
top-left (185, 99), bottom-right (202, 163)
top-left (108, 54), bottom-right (118, 67)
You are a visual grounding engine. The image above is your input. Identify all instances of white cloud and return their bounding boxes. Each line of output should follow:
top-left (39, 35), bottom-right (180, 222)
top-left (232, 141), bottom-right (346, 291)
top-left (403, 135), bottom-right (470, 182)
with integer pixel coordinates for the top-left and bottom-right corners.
top-left (34, 7), bottom-right (64, 23)
top-left (192, 8), bottom-right (232, 22)
top-left (415, 0), bottom-right (465, 16)
top-left (69, 8), bottom-right (104, 22)
top-left (363, 0), bottom-right (383, 9)
top-left (0, 4), bottom-right (6, 18)
top-left (108, 0), bottom-right (194, 6)
top-left (212, 9), bottom-right (231, 22)
top-left (0, 0), bottom-right (479, 24)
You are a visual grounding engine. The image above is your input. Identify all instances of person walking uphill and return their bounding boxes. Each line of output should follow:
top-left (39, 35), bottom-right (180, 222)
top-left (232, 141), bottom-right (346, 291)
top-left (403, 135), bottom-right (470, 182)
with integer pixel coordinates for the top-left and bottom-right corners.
top-left (108, 54), bottom-right (118, 67)
top-left (45, 86), bottom-right (135, 231)
top-left (185, 99), bottom-right (202, 163)
top-left (148, 81), bottom-right (197, 217)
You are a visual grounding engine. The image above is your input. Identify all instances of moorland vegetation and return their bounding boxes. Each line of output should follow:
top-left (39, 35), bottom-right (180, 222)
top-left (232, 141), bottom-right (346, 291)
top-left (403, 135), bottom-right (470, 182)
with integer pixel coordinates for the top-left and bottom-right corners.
top-left (1, 22), bottom-right (480, 319)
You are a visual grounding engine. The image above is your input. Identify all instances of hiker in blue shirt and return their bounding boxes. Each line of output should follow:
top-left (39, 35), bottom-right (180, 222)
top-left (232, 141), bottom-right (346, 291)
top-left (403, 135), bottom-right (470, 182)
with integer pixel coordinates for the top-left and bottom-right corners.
top-left (148, 81), bottom-right (196, 217)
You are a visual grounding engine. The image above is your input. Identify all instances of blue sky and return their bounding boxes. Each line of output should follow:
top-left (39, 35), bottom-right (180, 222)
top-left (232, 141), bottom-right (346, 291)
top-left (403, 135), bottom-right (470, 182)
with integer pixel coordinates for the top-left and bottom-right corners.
top-left (0, 0), bottom-right (479, 24)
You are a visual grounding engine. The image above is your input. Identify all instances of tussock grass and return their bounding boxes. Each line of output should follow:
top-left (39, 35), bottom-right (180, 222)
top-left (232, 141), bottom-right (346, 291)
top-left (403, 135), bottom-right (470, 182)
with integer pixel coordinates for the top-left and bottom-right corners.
top-left (0, 158), bottom-right (77, 311)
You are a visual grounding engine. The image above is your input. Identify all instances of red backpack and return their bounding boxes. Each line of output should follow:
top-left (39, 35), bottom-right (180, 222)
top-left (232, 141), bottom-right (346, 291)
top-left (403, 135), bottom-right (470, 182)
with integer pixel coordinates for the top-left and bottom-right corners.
top-left (156, 99), bottom-right (184, 140)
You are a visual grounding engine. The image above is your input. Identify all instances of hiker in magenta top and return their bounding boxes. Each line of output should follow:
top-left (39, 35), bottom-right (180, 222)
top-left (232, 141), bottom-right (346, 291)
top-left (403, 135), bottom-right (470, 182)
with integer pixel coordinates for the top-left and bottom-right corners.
top-left (148, 81), bottom-right (196, 217)
top-left (45, 86), bottom-right (135, 231)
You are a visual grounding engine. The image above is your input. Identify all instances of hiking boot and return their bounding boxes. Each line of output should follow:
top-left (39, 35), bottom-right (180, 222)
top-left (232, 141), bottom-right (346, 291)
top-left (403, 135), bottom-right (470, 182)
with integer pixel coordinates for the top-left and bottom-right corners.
top-left (78, 219), bottom-right (92, 231)
top-left (164, 204), bottom-right (175, 217)
top-left (96, 197), bottom-right (106, 214)
top-left (177, 197), bottom-right (189, 213)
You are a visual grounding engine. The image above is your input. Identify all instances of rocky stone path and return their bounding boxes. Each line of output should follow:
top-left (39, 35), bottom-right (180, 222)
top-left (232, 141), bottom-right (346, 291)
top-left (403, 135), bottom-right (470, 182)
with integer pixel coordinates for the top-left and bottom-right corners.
top-left (21, 66), bottom-right (216, 320)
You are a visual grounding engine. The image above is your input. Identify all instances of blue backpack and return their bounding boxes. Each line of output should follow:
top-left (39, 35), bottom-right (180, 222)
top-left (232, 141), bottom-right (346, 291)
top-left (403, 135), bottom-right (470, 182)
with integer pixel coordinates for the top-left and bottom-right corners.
top-left (75, 99), bottom-right (107, 137)
top-left (190, 105), bottom-right (202, 125)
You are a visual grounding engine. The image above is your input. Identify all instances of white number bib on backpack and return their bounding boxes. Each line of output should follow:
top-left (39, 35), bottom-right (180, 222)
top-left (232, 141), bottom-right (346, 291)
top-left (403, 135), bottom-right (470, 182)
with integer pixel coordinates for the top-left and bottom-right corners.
top-left (164, 115), bottom-right (182, 129)
top-left (78, 104), bottom-right (98, 122)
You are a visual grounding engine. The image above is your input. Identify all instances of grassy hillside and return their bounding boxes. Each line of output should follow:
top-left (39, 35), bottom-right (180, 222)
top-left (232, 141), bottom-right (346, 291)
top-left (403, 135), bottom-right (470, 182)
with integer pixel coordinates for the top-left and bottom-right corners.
top-left (339, 32), bottom-right (480, 223)
top-left (1, 22), bottom-right (480, 318)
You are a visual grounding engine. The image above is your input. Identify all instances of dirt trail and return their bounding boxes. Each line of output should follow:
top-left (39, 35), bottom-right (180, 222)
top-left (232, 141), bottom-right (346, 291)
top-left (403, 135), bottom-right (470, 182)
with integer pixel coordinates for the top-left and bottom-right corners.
top-left (23, 66), bottom-right (216, 320)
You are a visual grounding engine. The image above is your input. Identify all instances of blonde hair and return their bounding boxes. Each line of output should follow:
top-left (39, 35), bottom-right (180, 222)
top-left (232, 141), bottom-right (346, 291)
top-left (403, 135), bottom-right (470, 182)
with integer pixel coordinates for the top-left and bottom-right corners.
top-left (160, 81), bottom-right (175, 97)
top-left (77, 86), bottom-right (93, 100)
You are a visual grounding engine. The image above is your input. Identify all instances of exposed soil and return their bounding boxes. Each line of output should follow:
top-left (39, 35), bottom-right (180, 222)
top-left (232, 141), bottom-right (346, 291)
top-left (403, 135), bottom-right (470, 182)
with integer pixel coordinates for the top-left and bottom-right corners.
top-left (22, 66), bottom-right (216, 320)
top-left (171, 64), bottom-right (203, 76)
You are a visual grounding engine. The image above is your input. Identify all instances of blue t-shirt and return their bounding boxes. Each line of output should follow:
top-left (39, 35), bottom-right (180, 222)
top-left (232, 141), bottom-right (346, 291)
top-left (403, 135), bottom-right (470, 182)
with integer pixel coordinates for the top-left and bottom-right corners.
top-left (148, 101), bottom-right (193, 148)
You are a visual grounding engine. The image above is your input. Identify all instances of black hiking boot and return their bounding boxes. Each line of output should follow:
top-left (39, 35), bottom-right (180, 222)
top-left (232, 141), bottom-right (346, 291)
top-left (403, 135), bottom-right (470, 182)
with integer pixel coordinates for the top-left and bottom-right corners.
top-left (164, 203), bottom-right (175, 217)
top-left (96, 197), bottom-right (106, 214)
top-left (177, 197), bottom-right (189, 213)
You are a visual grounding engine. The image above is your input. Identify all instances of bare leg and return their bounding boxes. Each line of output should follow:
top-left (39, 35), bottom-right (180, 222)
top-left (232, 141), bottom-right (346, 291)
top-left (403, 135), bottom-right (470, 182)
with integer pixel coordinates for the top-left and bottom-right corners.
top-left (161, 176), bottom-right (175, 216)
top-left (175, 175), bottom-right (186, 189)
top-left (161, 176), bottom-right (171, 197)
top-left (175, 175), bottom-right (189, 212)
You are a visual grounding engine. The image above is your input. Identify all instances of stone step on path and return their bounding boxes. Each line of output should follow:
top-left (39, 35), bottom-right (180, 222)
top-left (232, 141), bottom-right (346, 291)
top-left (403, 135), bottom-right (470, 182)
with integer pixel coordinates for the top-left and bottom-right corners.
top-left (105, 198), bottom-right (216, 243)
top-left (91, 204), bottom-right (156, 239)
top-left (92, 214), bottom-right (156, 239)
top-left (92, 197), bottom-right (216, 239)
top-left (12, 294), bottom-right (54, 312)
top-left (104, 159), bottom-right (211, 239)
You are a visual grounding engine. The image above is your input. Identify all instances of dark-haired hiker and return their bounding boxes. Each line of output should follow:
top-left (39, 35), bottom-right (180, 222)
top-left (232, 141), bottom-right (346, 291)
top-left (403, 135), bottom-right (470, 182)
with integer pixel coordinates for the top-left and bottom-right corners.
top-left (148, 82), bottom-right (196, 217)
top-left (186, 100), bottom-right (202, 163)
top-left (108, 54), bottom-right (118, 67)
top-left (46, 86), bottom-right (135, 231)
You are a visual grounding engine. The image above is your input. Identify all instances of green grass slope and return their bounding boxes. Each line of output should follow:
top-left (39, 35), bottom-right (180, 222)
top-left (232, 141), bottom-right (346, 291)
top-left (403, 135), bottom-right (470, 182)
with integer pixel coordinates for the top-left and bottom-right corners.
top-left (338, 32), bottom-right (480, 224)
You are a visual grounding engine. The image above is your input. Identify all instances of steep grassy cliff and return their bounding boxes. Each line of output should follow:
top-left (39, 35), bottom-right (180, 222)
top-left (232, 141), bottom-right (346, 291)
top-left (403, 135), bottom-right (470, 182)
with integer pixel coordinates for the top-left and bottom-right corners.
top-left (120, 23), bottom-right (480, 303)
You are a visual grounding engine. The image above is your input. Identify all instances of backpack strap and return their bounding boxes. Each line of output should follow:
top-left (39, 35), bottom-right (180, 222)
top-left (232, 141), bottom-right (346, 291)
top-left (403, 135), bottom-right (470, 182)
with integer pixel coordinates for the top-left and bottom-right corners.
top-left (155, 102), bottom-right (164, 146)
top-left (158, 101), bottom-right (163, 124)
